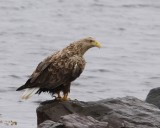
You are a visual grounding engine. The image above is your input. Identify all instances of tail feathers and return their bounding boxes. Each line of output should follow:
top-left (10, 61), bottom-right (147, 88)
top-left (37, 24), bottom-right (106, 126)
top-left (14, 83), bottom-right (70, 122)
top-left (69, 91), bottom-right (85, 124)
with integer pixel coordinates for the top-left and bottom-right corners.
top-left (21, 88), bottom-right (39, 100)
top-left (16, 85), bottom-right (26, 91)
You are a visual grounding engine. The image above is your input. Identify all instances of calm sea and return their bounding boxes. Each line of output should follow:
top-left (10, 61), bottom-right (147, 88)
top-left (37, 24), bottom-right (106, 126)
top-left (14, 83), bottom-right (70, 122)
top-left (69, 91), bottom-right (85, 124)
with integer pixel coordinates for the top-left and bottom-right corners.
top-left (0, 0), bottom-right (160, 127)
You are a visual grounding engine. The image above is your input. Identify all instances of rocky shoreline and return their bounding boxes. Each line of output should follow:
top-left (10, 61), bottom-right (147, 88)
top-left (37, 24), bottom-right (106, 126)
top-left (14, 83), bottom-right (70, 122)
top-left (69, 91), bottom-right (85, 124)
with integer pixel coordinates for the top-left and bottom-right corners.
top-left (37, 88), bottom-right (160, 128)
top-left (1, 88), bottom-right (160, 128)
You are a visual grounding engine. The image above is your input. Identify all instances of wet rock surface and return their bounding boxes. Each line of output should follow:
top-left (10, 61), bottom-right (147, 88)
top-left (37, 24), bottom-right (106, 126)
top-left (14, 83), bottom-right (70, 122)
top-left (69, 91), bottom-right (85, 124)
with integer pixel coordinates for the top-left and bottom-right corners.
top-left (38, 114), bottom-right (108, 128)
top-left (146, 87), bottom-right (160, 108)
top-left (37, 96), bottom-right (160, 128)
top-left (38, 120), bottom-right (63, 128)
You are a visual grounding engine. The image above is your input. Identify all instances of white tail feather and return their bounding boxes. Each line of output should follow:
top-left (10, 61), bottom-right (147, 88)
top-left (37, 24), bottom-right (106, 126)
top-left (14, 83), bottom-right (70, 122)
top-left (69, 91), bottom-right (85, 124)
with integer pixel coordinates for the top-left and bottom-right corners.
top-left (21, 88), bottom-right (39, 100)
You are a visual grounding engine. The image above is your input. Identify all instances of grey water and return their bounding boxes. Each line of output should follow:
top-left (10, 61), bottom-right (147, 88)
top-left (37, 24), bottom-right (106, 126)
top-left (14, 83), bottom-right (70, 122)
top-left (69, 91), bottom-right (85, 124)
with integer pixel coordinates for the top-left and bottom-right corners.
top-left (0, 0), bottom-right (160, 127)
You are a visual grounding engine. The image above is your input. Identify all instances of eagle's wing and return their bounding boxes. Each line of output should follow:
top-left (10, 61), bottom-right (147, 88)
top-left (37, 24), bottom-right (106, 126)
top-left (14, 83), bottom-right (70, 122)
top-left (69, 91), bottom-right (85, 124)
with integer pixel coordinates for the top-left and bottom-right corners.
top-left (19, 54), bottom-right (85, 90)
top-left (34, 55), bottom-right (85, 89)
top-left (29, 55), bottom-right (53, 83)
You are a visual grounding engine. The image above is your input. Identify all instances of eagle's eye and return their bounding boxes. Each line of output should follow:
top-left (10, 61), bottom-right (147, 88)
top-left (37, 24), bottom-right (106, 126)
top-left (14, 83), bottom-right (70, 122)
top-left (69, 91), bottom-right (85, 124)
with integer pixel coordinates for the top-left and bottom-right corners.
top-left (89, 40), bottom-right (93, 43)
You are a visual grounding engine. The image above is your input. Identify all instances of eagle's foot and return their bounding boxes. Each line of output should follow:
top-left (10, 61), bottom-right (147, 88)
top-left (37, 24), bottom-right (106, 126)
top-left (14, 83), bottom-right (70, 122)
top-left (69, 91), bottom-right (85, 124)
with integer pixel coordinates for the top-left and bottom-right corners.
top-left (62, 97), bottom-right (69, 101)
top-left (55, 92), bottom-right (62, 101)
top-left (62, 93), bottom-right (69, 101)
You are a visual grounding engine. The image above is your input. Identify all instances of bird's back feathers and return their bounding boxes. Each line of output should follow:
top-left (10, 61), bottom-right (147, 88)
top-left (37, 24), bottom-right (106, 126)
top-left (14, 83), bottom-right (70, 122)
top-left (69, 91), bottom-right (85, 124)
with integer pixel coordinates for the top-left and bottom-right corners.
top-left (18, 49), bottom-right (85, 90)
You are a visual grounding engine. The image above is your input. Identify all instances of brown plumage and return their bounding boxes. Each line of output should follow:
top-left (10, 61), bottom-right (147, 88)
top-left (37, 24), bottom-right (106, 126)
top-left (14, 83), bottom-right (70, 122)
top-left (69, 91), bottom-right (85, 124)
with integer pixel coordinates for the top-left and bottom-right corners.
top-left (16, 37), bottom-right (101, 100)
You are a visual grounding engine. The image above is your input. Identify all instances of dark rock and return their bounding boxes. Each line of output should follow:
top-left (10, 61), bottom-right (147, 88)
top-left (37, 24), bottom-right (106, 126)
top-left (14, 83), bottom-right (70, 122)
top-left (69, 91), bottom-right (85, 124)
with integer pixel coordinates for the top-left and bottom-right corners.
top-left (38, 114), bottom-right (108, 128)
top-left (37, 96), bottom-right (160, 128)
top-left (38, 120), bottom-right (63, 128)
top-left (61, 114), bottom-right (108, 128)
top-left (146, 87), bottom-right (160, 108)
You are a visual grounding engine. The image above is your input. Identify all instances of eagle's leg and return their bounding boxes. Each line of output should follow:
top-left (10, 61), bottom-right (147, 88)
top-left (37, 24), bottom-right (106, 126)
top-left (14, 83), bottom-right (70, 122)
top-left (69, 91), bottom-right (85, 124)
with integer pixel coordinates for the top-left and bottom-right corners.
top-left (55, 91), bottom-right (62, 100)
top-left (62, 83), bottom-right (70, 101)
top-left (62, 93), bottom-right (68, 101)
top-left (57, 91), bottom-right (61, 98)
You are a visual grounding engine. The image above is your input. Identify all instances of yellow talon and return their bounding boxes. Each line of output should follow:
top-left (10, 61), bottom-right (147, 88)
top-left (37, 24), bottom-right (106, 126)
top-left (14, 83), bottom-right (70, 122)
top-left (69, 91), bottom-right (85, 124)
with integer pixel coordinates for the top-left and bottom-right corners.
top-left (62, 93), bottom-right (69, 101)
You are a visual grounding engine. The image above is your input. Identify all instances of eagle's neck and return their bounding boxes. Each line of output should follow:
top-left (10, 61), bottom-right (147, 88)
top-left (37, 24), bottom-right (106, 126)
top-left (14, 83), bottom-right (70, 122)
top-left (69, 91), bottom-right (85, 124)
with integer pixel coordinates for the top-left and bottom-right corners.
top-left (65, 42), bottom-right (92, 57)
top-left (79, 46), bottom-right (91, 56)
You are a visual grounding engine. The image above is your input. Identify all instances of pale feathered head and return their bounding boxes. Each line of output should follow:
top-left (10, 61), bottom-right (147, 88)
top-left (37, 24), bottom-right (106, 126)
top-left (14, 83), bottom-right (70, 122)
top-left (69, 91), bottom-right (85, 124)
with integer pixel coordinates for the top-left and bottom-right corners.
top-left (74, 37), bottom-right (102, 56)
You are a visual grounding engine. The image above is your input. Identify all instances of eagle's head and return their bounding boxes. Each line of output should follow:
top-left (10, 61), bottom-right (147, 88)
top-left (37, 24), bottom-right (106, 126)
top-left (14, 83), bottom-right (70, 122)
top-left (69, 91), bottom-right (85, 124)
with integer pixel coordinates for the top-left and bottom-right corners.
top-left (75, 37), bottom-right (102, 56)
top-left (65, 37), bottom-right (101, 56)
top-left (79, 37), bottom-right (101, 48)
top-left (73, 37), bottom-right (101, 56)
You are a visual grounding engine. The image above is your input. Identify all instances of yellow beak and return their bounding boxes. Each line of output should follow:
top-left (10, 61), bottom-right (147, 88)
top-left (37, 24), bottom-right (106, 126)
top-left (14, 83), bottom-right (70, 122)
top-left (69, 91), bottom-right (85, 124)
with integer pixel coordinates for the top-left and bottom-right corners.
top-left (94, 41), bottom-right (102, 48)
